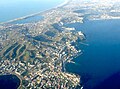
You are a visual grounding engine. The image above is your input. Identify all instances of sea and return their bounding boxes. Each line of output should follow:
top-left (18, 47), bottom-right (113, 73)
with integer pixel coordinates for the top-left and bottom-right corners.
top-left (65, 19), bottom-right (120, 89)
top-left (0, 0), bottom-right (65, 23)
top-left (1, 0), bottom-right (120, 89)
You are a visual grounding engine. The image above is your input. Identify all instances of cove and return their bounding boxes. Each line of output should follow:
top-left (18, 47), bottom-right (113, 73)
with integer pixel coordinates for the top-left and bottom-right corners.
top-left (0, 74), bottom-right (20, 89)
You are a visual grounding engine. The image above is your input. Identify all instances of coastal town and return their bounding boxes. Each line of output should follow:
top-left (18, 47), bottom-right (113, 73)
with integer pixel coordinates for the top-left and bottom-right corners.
top-left (0, 0), bottom-right (86, 88)
top-left (1, 0), bottom-right (120, 88)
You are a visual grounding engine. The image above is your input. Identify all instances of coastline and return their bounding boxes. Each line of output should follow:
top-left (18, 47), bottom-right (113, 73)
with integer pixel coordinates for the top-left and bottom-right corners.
top-left (56, 0), bottom-right (70, 7)
top-left (0, 0), bottom-right (83, 88)
top-left (0, 0), bottom-right (70, 25)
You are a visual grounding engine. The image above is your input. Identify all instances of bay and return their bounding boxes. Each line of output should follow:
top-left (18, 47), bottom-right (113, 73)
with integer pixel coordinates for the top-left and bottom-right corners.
top-left (0, 75), bottom-right (20, 89)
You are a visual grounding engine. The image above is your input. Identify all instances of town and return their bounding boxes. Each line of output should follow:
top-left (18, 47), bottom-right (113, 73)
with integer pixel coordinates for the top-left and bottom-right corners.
top-left (0, 0), bottom-right (85, 88)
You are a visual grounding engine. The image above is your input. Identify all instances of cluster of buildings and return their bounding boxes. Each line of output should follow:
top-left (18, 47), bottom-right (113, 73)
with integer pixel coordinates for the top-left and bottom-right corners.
top-left (0, 0), bottom-right (86, 88)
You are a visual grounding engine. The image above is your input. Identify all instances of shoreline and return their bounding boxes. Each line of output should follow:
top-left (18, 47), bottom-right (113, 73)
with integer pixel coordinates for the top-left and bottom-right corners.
top-left (0, 0), bottom-right (70, 25)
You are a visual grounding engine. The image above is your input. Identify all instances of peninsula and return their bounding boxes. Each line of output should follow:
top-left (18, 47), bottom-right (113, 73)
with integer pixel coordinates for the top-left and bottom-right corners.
top-left (0, 0), bottom-right (84, 88)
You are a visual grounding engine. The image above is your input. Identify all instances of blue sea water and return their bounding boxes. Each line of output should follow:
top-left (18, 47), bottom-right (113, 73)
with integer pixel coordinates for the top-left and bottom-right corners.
top-left (1, 0), bottom-right (120, 89)
top-left (65, 19), bottom-right (120, 89)
top-left (0, 0), bottom-right (65, 23)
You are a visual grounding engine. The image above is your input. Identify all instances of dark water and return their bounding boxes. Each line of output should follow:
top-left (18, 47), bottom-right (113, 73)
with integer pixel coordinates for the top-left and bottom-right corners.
top-left (0, 75), bottom-right (20, 89)
top-left (65, 19), bottom-right (120, 89)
